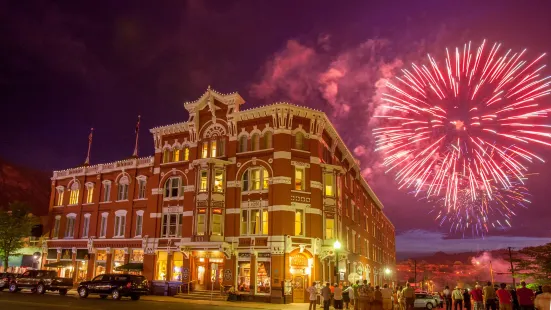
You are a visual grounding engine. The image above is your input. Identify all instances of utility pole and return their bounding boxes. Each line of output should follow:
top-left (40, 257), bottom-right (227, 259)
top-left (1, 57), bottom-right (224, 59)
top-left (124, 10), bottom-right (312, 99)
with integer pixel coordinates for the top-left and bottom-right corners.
top-left (507, 247), bottom-right (516, 288)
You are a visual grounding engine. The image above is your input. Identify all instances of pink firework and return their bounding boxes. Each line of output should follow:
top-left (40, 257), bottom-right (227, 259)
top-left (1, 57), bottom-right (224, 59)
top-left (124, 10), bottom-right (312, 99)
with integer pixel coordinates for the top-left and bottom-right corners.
top-left (374, 40), bottom-right (551, 224)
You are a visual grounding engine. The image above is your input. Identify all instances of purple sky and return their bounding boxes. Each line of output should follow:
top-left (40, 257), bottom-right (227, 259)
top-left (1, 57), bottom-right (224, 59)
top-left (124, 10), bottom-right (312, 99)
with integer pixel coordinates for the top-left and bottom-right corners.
top-left (1, 0), bottom-right (550, 256)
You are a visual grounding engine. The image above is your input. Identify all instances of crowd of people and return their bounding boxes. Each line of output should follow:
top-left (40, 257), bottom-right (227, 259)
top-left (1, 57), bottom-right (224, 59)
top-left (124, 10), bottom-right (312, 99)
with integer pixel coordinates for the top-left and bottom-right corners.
top-left (305, 280), bottom-right (551, 310)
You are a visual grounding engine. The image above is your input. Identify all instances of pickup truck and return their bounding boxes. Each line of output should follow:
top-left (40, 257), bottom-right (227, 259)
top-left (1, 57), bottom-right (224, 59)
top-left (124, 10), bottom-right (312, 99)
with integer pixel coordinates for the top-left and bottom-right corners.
top-left (8, 270), bottom-right (73, 295)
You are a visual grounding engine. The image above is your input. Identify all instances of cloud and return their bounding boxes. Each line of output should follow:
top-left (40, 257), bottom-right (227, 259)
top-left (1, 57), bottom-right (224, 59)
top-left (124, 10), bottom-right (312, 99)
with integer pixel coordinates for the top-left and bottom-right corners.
top-left (396, 229), bottom-right (551, 256)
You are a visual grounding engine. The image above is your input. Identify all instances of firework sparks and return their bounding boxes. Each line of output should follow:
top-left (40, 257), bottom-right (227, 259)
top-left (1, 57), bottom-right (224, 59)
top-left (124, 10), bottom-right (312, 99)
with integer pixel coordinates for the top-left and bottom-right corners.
top-left (374, 40), bottom-right (550, 230)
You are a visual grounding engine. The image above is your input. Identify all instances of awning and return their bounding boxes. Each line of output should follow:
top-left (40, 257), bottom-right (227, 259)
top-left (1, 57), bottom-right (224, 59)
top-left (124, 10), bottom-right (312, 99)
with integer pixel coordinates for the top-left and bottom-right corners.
top-left (44, 261), bottom-right (73, 268)
top-left (114, 263), bottom-right (143, 271)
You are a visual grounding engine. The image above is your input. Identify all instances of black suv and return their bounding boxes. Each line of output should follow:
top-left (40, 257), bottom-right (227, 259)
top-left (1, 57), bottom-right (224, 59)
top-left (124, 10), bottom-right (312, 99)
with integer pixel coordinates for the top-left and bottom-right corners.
top-left (77, 274), bottom-right (149, 300)
top-left (0, 273), bottom-right (18, 291)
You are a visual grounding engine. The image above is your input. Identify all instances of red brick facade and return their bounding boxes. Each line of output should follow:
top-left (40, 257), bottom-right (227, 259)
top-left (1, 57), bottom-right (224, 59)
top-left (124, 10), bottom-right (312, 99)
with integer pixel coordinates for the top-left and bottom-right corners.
top-left (45, 88), bottom-right (396, 303)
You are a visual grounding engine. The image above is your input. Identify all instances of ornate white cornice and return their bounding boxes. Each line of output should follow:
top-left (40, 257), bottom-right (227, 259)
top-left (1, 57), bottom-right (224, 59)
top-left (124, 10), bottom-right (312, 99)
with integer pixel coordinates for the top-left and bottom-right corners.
top-left (52, 157), bottom-right (154, 181)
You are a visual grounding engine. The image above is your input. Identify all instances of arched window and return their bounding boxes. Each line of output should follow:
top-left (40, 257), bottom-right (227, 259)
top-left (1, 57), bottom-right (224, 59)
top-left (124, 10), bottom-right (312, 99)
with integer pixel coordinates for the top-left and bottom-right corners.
top-left (173, 148), bottom-right (180, 161)
top-left (263, 132), bottom-right (272, 149)
top-left (163, 149), bottom-right (171, 163)
top-left (242, 167), bottom-right (269, 191)
top-left (117, 176), bottom-right (129, 201)
top-left (85, 183), bottom-right (94, 204)
top-left (295, 132), bottom-right (304, 150)
top-left (183, 147), bottom-right (190, 161)
top-left (164, 177), bottom-right (181, 198)
top-left (239, 136), bottom-right (248, 152)
top-left (251, 133), bottom-right (260, 151)
top-left (69, 182), bottom-right (80, 205)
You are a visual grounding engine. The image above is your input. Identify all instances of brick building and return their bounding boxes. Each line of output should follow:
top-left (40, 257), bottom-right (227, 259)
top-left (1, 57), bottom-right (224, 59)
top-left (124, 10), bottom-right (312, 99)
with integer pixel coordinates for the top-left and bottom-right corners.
top-left (45, 87), bottom-right (396, 303)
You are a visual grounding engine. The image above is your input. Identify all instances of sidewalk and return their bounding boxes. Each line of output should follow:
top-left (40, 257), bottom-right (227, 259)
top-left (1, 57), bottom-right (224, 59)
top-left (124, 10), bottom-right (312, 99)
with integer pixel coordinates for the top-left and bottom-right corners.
top-left (65, 289), bottom-right (307, 309)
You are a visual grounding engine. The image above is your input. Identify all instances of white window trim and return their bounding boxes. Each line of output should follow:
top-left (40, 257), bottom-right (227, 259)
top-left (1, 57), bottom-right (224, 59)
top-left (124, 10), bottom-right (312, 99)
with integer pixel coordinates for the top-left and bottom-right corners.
top-left (239, 208), bottom-right (268, 236)
top-left (135, 210), bottom-right (144, 238)
top-left (294, 208), bottom-right (305, 237)
top-left (102, 180), bottom-right (112, 203)
top-left (164, 177), bottom-right (182, 199)
top-left (82, 213), bottom-right (91, 238)
top-left (241, 167), bottom-right (269, 193)
top-left (99, 212), bottom-right (109, 238)
top-left (53, 215), bottom-right (61, 239)
top-left (113, 211), bottom-right (127, 238)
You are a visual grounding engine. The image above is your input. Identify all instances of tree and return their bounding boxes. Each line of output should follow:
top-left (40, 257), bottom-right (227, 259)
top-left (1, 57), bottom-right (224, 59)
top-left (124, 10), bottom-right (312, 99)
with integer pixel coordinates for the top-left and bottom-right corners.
top-left (511, 243), bottom-right (551, 286)
top-left (0, 202), bottom-right (37, 270)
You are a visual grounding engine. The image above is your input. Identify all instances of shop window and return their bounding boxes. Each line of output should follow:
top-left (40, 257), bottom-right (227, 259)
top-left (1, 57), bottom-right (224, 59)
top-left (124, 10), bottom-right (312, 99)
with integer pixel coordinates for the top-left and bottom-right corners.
top-left (183, 147), bottom-right (190, 161)
top-left (95, 250), bottom-right (107, 277)
top-left (214, 169), bottom-right (224, 192)
top-left (202, 141), bottom-right (208, 158)
top-left (56, 188), bottom-right (64, 206)
top-left (65, 215), bottom-right (75, 238)
top-left (237, 262), bottom-right (251, 292)
top-left (114, 212), bottom-right (126, 237)
top-left (294, 167), bottom-right (305, 191)
top-left (324, 172), bottom-right (335, 197)
top-left (295, 132), bottom-right (304, 150)
top-left (163, 149), bottom-right (170, 163)
top-left (294, 210), bottom-right (304, 236)
top-left (211, 209), bottom-right (223, 235)
top-left (263, 131), bottom-right (272, 149)
top-left (99, 213), bottom-right (108, 238)
top-left (103, 182), bottom-right (111, 202)
top-left (113, 249), bottom-right (125, 273)
top-left (251, 133), bottom-right (260, 151)
top-left (69, 183), bottom-right (80, 205)
top-left (210, 140), bottom-right (217, 157)
top-left (131, 249), bottom-right (144, 263)
top-left (196, 209), bottom-right (206, 235)
top-left (85, 184), bottom-right (94, 203)
top-left (53, 216), bottom-right (60, 239)
top-left (173, 149), bottom-right (180, 161)
top-left (162, 213), bottom-right (182, 237)
top-left (137, 178), bottom-right (146, 199)
top-left (325, 217), bottom-right (335, 239)
top-left (135, 212), bottom-right (143, 237)
top-left (164, 177), bottom-right (181, 198)
top-left (200, 170), bottom-right (208, 192)
top-left (156, 251), bottom-right (168, 280)
top-left (82, 215), bottom-right (90, 238)
top-left (172, 252), bottom-right (183, 281)
top-left (257, 262), bottom-right (271, 294)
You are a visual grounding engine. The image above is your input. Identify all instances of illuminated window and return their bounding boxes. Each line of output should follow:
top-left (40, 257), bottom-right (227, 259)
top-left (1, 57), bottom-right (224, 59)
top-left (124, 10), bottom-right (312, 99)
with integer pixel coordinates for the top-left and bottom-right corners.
top-left (211, 209), bottom-right (222, 235)
top-left (196, 209), bottom-right (206, 235)
top-left (173, 149), bottom-right (180, 161)
top-left (85, 184), bottom-right (94, 204)
top-left (251, 133), bottom-right (260, 151)
top-left (324, 172), bottom-right (334, 197)
top-left (69, 183), bottom-right (80, 205)
top-left (242, 168), bottom-right (269, 192)
top-left (295, 132), bottom-right (304, 150)
top-left (164, 177), bottom-right (181, 198)
top-left (239, 136), bottom-right (247, 152)
top-left (163, 149), bottom-right (170, 163)
top-left (183, 147), bottom-right (190, 161)
top-left (56, 188), bottom-right (64, 206)
top-left (262, 210), bottom-right (269, 235)
top-left (200, 170), bottom-right (208, 191)
top-left (242, 172), bottom-right (249, 192)
top-left (240, 210), bottom-right (248, 235)
top-left (202, 141), bottom-right (208, 158)
top-left (214, 169), bottom-right (224, 193)
top-left (294, 210), bottom-right (304, 236)
top-left (294, 167), bottom-right (305, 191)
top-left (161, 213), bottom-right (182, 237)
top-left (209, 140), bottom-right (216, 157)
top-left (325, 217), bottom-right (335, 239)
top-left (65, 215), bottom-right (76, 238)
top-left (250, 210), bottom-right (260, 234)
top-left (251, 168), bottom-right (261, 190)
top-left (263, 131), bottom-right (272, 149)
top-left (262, 168), bottom-right (269, 189)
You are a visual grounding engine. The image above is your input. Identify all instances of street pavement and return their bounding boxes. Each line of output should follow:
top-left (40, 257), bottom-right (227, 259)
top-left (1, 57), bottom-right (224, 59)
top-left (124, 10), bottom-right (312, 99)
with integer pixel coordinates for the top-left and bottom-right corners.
top-left (0, 289), bottom-right (308, 310)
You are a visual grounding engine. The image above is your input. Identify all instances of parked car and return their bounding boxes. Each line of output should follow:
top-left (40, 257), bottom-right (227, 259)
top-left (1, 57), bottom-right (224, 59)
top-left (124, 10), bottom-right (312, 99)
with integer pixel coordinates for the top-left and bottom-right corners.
top-left (77, 274), bottom-right (149, 300)
top-left (414, 293), bottom-right (438, 309)
top-left (0, 273), bottom-right (19, 291)
top-left (432, 293), bottom-right (443, 308)
top-left (8, 270), bottom-right (73, 295)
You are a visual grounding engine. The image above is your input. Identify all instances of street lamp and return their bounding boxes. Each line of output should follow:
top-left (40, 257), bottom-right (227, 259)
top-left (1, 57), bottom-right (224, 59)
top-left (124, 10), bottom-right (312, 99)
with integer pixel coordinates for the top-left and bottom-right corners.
top-left (385, 268), bottom-right (391, 275)
top-left (334, 240), bottom-right (341, 282)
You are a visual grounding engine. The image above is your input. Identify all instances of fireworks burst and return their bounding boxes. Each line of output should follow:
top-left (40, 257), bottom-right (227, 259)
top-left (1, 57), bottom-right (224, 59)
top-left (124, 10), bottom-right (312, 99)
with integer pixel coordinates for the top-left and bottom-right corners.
top-left (374, 40), bottom-right (551, 232)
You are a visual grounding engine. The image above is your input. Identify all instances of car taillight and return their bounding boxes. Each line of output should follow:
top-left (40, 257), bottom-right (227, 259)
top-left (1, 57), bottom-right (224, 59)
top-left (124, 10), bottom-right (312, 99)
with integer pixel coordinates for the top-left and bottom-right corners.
top-left (126, 282), bottom-right (132, 288)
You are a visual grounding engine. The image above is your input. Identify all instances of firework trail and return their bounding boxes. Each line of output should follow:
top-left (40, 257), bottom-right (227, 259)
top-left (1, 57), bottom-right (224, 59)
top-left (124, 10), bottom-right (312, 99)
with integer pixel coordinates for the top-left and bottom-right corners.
top-left (374, 40), bottom-right (550, 231)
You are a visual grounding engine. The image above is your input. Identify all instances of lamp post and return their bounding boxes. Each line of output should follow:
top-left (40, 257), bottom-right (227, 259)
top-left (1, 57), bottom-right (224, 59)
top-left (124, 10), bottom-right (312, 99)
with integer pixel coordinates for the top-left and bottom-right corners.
top-left (334, 240), bottom-right (341, 283)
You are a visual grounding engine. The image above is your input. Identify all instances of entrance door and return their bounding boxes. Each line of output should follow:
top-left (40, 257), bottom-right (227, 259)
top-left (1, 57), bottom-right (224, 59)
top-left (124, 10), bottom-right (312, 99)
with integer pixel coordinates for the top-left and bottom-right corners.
top-left (292, 275), bottom-right (305, 303)
top-left (196, 265), bottom-right (205, 290)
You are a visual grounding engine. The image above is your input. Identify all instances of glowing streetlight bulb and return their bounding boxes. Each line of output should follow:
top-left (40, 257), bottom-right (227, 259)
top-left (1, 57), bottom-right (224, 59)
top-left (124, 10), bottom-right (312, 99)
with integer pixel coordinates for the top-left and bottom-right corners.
top-left (333, 240), bottom-right (341, 250)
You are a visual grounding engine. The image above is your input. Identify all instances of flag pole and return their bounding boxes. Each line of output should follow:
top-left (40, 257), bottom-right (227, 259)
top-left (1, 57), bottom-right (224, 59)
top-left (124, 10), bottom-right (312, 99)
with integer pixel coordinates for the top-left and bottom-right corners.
top-left (84, 128), bottom-right (94, 166)
top-left (132, 115), bottom-right (141, 158)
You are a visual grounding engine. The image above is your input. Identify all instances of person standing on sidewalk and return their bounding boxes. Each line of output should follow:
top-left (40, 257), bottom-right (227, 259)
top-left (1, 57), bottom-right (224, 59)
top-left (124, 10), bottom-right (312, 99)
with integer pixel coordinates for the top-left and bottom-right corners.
top-left (471, 284), bottom-right (484, 310)
top-left (452, 287), bottom-right (464, 310)
top-left (308, 282), bottom-right (319, 310)
top-left (334, 283), bottom-right (344, 309)
top-left (322, 282), bottom-right (332, 310)
top-left (402, 283), bottom-right (415, 310)
top-left (516, 281), bottom-right (534, 310)
top-left (344, 282), bottom-right (355, 310)
top-left (497, 283), bottom-right (513, 310)
top-left (381, 284), bottom-right (393, 310)
top-left (484, 282), bottom-right (498, 310)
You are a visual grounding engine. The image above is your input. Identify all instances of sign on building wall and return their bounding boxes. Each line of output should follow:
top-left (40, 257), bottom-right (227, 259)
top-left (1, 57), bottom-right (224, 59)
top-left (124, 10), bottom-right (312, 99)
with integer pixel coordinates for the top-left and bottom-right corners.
top-left (223, 269), bottom-right (232, 281)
